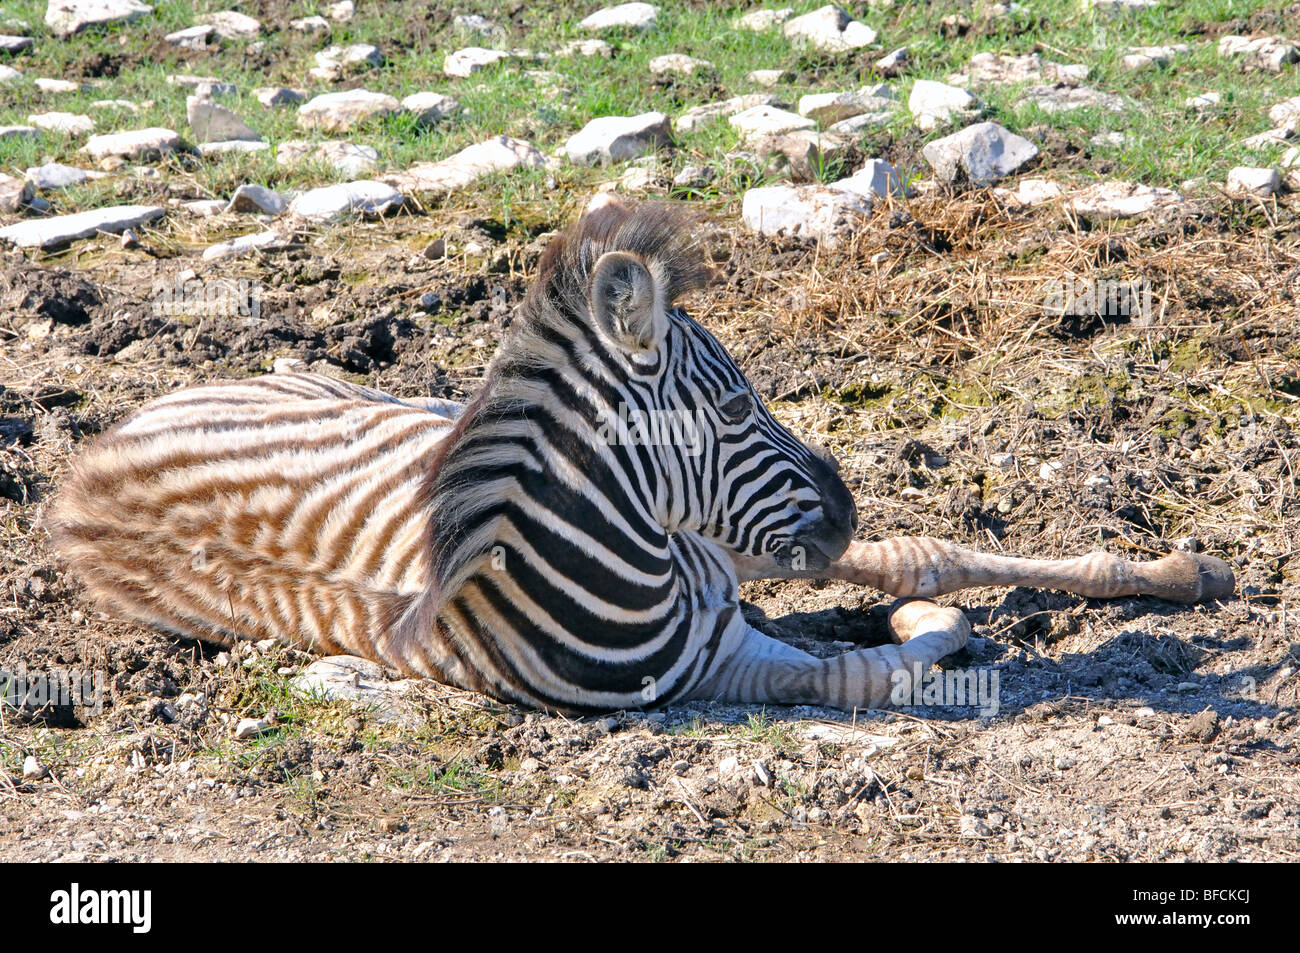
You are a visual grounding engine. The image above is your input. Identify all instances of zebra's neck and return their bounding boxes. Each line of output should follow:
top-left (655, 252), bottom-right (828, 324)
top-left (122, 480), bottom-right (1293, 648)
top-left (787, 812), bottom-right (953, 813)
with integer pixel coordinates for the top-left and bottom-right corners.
top-left (413, 315), bottom-right (725, 708)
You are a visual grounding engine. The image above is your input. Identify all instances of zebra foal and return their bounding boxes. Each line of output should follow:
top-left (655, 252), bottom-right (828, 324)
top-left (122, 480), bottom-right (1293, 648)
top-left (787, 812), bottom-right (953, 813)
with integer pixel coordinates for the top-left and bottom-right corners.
top-left (47, 201), bottom-right (1233, 714)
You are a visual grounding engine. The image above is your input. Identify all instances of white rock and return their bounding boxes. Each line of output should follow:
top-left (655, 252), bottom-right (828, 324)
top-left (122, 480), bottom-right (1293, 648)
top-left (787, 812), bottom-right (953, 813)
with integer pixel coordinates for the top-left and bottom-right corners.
top-left (380, 136), bottom-right (545, 194)
top-left (729, 104), bottom-right (814, 142)
top-left (1187, 91), bottom-right (1222, 113)
top-left (443, 46), bottom-right (512, 78)
top-left (1218, 34), bottom-right (1300, 72)
top-left (278, 139), bottom-right (378, 177)
top-left (952, 52), bottom-right (1087, 87)
top-left (876, 46), bottom-right (908, 75)
top-left (81, 127), bottom-right (180, 161)
top-left (327, 0), bottom-right (354, 21)
top-left (0, 174), bottom-right (32, 213)
top-left (1268, 96), bottom-right (1300, 127)
top-left (1242, 127), bottom-right (1293, 149)
top-left (0, 64), bottom-right (20, 84)
top-left (187, 95), bottom-right (260, 142)
top-left (556, 38), bottom-right (611, 57)
top-left (0, 204), bottom-right (164, 248)
top-left (1281, 146), bottom-right (1300, 188)
top-left (909, 79), bottom-right (981, 130)
top-left (0, 125), bottom-right (40, 141)
top-left (208, 10), bottom-right (259, 38)
top-left (1066, 180), bottom-right (1183, 219)
top-left (831, 158), bottom-right (904, 199)
top-left (736, 8), bottom-right (793, 31)
top-left (742, 184), bottom-right (873, 244)
top-left (202, 229), bottom-right (282, 260)
top-left (828, 110), bottom-right (893, 134)
top-left (1090, 131), bottom-right (1130, 148)
top-left (291, 656), bottom-right (424, 726)
top-left (28, 112), bottom-right (95, 136)
top-left (35, 77), bottom-right (91, 93)
top-left (921, 121), bottom-right (1038, 185)
top-left (298, 89), bottom-right (400, 132)
top-left (783, 5), bottom-right (876, 53)
top-left (995, 177), bottom-right (1064, 206)
top-left (22, 755), bottom-right (48, 781)
top-left (289, 180), bottom-right (404, 222)
top-left (234, 717), bottom-right (272, 740)
top-left (747, 68), bottom-right (790, 86)
top-left (164, 24), bottom-right (215, 49)
top-left (754, 129), bottom-right (849, 182)
top-left (182, 199), bottom-right (226, 216)
top-left (25, 162), bottom-right (104, 189)
top-left (0, 35), bottom-right (34, 53)
top-left (675, 94), bottom-right (779, 133)
top-left (1023, 84), bottom-right (1124, 113)
top-left (649, 53), bottom-right (714, 77)
top-left (290, 15), bottom-right (329, 33)
top-left (313, 42), bottom-right (381, 79)
top-left (89, 98), bottom-right (141, 112)
top-left (564, 111), bottom-right (672, 165)
top-left (1085, 0), bottom-right (1158, 11)
top-left (225, 183), bottom-right (285, 215)
top-left (45, 0), bottom-right (152, 38)
top-left (196, 139), bottom-right (269, 156)
top-left (401, 91), bottom-right (460, 126)
top-left (255, 86), bottom-right (306, 107)
top-left (1227, 166), bottom-right (1280, 196)
top-left (1122, 44), bottom-right (1188, 70)
top-left (798, 87), bottom-right (894, 124)
top-left (580, 2), bottom-right (658, 32)
top-left (453, 13), bottom-right (500, 37)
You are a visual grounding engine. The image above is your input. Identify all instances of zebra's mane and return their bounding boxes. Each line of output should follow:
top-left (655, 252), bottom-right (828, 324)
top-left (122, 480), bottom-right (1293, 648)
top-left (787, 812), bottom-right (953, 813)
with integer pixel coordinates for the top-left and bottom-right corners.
top-left (417, 201), bottom-right (714, 611)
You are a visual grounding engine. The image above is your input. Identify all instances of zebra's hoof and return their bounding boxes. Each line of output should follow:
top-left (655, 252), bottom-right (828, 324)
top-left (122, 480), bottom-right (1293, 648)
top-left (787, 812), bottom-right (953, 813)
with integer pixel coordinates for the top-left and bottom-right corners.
top-left (1150, 551), bottom-right (1236, 603)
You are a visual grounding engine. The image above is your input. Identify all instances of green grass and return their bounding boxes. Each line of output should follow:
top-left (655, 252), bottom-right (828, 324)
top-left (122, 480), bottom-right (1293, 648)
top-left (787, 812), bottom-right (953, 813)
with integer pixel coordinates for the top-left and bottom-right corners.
top-left (1, 0), bottom-right (1299, 227)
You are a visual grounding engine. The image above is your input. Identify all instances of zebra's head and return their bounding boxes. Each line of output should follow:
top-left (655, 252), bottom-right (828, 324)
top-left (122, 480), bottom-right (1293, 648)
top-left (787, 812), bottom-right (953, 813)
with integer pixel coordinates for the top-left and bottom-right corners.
top-left (528, 200), bottom-right (859, 571)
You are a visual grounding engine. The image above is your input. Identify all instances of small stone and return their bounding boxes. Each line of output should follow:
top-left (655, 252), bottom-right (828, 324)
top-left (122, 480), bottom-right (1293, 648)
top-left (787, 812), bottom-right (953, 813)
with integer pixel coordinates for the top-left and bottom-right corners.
top-left (718, 755), bottom-right (741, 776)
top-left (1134, 706), bottom-right (1156, 718)
top-left (202, 229), bottom-right (282, 260)
top-left (741, 183), bottom-right (873, 245)
top-left (277, 139), bottom-right (379, 178)
top-left (187, 95), bottom-right (260, 143)
top-left (908, 79), bottom-right (981, 130)
top-left (564, 111), bottom-right (672, 165)
top-left (729, 104), bottom-right (814, 143)
top-left (46, 0), bottom-right (153, 39)
top-left (208, 10), bottom-right (260, 39)
top-left (290, 15), bottom-right (329, 33)
top-left (0, 64), bottom-right (21, 84)
top-left (580, 2), bottom-right (658, 32)
top-left (960, 814), bottom-right (992, 837)
top-left (1054, 755), bottom-right (1076, 770)
top-left (875, 46), bottom-right (908, 75)
top-left (22, 755), bottom-right (48, 781)
top-left (1066, 180), bottom-right (1183, 219)
top-left (298, 90), bottom-right (400, 133)
top-left (921, 121), bottom-right (1038, 185)
top-left (755, 129), bottom-right (848, 182)
top-left (164, 24), bottom-right (216, 49)
top-left (24, 162), bottom-right (103, 190)
top-left (196, 140), bottom-right (269, 156)
top-left (799, 86), bottom-right (894, 124)
top-left (1097, 715), bottom-right (1115, 726)
top-left (255, 86), bottom-right (306, 108)
top-left (675, 94), bottom-right (780, 133)
top-left (556, 38), bottom-right (612, 57)
top-left (327, 1), bottom-right (354, 21)
top-left (747, 68), bottom-right (791, 86)
top-left (0, 205), bottom-right (165, 249)
top-left (736, 8), bottom-right (793, 31)
top-left (225, 184), bottom-right (285, 216)
top-left (832, 157), bottom-right (904, 199)
top-left (81, 127), bottom-right (180, 161)
top-left (27, 112), bottom-right (95, 136)
top-left (1227, 165), bottom-right (1281, 197)
top-left (673, 164), bottom-right (714, 189)
top-left (1218, 34), bottom-right (1300, 72)
top-left (234, 717), bottom-right (272, 740)
top-left (0, 173), bottom-right (32, 213)
top-left (443, 46), bottom-right (513, 79)
top-left (0, 35), bottom-right (34, 53)
top-left (1121, 44), bottom-right (1188, 70)
top-left (288, 180), bottom-right (404, 222)
top-left (381, 136), bottom-right (545, 194)
top-left (401, 91), bottom-right (460, 126)
top-left (649, 53), bottom-right (714, 77)
top-left (167, 75), bottom-right (236, 97)
top-left (1023, 84), bottom-right (1124, 114)
top-left (783, 4), bottom-right (877, 53)
top-left (34, 77), bottom-right (91, 94)
top-left (313, 42), bottom-right (382, 80)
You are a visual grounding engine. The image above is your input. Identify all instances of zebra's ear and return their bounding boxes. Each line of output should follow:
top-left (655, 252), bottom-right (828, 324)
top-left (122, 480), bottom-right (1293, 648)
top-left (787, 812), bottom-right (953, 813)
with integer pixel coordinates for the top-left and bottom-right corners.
top-left (590, 251), bottom-right (665, 353)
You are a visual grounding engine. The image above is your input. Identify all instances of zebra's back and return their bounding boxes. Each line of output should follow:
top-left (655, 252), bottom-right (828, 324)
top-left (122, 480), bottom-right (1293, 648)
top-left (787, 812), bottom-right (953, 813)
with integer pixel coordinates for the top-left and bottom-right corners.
top-left (47, 374), bottom-right (459, 660)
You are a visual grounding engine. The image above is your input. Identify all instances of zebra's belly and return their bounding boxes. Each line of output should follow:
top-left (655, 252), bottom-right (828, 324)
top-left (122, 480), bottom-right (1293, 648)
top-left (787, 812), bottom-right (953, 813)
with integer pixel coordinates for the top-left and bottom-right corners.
top-left (48, 374), bottom-right (459, 658)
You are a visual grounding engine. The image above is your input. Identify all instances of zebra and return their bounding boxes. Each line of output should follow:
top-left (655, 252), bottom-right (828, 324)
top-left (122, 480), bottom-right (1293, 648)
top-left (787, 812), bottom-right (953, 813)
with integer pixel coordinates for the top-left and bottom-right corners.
top-left (46, 201), bottom-right (1234, 714)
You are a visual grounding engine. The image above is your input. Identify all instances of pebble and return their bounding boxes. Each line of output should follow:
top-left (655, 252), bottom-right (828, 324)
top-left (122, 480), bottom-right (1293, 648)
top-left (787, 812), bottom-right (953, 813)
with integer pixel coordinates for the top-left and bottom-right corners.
top-left (298, 90), bottom-right (400, 133)
top-left (783, 4), bottom-right (877, 53)
top-left (736, 8), bottom-right (793, 31)
top-left (564, 111), bottom-right (672, 165)
top-left (46, 0), bottom-right (151, 38)
top-left (0, 204), bottom-right (165, 249)
top-left (1066, 180), bottom-right (1183, 219)
top-left (921, 121), bottom-right (1038, 185)
top-left (580, 2), bottom-right (658, 32)
top-left (255, 86), bottom-right (306, 108)
top-left (649, 53), bottom-right (714, 77)
top-left (225, 184), bottom-right (285, 216)
top-left (908, 79), bottom-right (981, 130)
top-left (1226, 166), bottom-right (1280, 197)
top-left (747, 68), bottom-right (791, 86)
top-left (443, 46), bottom-right (513, 79)
top-left (81, 127), bottom-right (180, 161)
top-left (290, 15), bottom-right (329, 33)
top-left (728, 104), bottom-right (814, 143)
top-left (741, 183), bottom-right (873, 245)
top-left (287, 180), bottom-right (404, 222)
top-left (401, 91), bottom-right (461, 126)
top-left (234, 717), bottom-right (273, 740)
top-left (22, 755), bottom-right (48, 781)
top-left (187, 95), bottom-right (260, 143)
top-left (381, 136), bottom-right (545, 194)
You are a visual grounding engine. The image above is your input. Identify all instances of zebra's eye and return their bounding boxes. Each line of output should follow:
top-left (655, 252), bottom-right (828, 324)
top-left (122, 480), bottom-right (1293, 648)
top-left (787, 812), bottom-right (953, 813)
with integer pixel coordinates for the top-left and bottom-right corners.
top-left (718, 392), bottom-right (752, 423)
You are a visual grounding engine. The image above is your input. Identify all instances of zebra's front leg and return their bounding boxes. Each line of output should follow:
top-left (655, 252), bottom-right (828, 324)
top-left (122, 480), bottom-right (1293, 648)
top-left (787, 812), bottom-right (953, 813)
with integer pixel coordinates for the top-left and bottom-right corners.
top-left (691, 599), bottom-right (970, 709)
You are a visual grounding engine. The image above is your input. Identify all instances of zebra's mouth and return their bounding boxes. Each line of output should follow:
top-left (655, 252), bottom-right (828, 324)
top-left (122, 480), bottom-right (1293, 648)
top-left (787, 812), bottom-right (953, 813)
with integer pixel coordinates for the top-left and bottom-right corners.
top-left (771, 537), bottom-right (837, 572)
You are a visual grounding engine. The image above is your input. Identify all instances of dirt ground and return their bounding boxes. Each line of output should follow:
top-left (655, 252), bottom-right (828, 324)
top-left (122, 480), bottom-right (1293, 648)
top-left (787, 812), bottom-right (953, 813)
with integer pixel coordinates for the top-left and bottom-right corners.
top-left (1, 187), bottom-right (1298, 862)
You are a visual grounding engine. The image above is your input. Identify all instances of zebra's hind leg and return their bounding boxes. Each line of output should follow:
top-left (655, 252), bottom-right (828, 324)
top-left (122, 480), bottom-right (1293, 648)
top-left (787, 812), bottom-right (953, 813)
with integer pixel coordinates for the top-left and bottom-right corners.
top-left (692, 599), bottom-right (970, 709)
